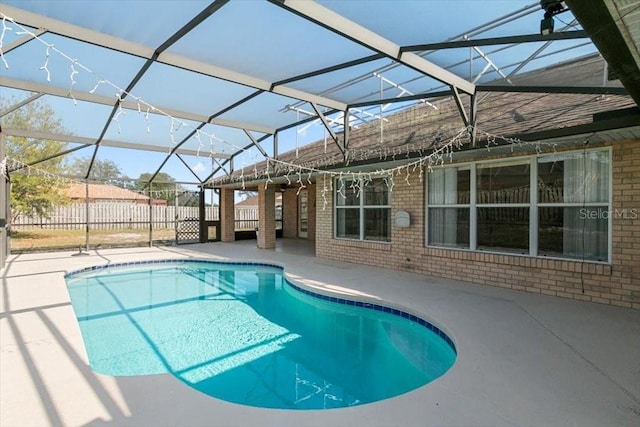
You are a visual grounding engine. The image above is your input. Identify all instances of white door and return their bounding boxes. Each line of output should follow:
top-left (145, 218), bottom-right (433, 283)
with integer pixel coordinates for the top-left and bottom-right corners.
top-left (298, 190), bottom-right (308, 238)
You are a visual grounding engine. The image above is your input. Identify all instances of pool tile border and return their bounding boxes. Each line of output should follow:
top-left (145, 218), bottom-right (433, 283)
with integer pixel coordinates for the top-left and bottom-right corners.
top-left (63, 258), bottom-right (278, 279)
top-left (285, 280), bottom-right (457, 354)
top-left (65, 258), bottom-right (456, 354)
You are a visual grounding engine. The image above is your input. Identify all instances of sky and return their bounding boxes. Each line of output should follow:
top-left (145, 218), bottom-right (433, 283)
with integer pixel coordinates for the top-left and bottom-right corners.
top-left (0, 0), bottom-right (596, 189)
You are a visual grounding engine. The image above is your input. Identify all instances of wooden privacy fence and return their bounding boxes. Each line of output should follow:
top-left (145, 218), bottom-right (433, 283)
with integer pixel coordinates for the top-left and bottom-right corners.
top-left (234, 206), bottom-right (283, 230)
top-left (235, 207), bottom-right (260, 230)
top-left (446, 186), bottom-right (564, 224)
top-left (12, 204), bottom-right (270, 231)
top-left (12, 204), bottom-right (223, 230)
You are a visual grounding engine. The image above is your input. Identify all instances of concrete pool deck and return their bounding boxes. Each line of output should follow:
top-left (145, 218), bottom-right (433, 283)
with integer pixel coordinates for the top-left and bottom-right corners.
top-left (1, 240), bottom-right (639, 427)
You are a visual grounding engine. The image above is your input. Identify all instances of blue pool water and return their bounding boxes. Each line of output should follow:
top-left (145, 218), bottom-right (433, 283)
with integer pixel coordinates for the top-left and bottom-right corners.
top-left (65, 260), bottom-right (456, 409)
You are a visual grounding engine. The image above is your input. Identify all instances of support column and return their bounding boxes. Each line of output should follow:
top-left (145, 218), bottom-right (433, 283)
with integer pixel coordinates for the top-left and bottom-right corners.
top-left (220, 188), bottom-right (235, 242)
top-left (84, 179), bottom-right (90, 252)
top-left (307, 182), bottom-right (316, 241)
top-left (258, 185), bottom-right (275, 249)
top-left (148, 182), bottom-right (153, 247)
top-left (282, 188), bottom-right (297, 238)
top-left (0, 132), bottom-right (8, 269)
top-left (198, 187), bottom-right (206, 243)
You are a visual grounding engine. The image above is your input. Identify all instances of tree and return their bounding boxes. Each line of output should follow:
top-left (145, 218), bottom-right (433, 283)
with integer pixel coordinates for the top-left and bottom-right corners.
top-left (176, 189), bottom-right (200, 207)
top-left (2, 99), bottom-right (69, 220)
top-left (237, 190), bottom-right (257, 201)
top-left (134, 172), bottom-right (199, 207)
top-left (134, 172), bottom-right (177, 205)
top-left (68, 156), bottom-right (128, 185)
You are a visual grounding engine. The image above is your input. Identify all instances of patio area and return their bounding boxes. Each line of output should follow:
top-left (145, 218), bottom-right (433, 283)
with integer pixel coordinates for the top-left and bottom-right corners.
top-left (1, 240), bottom-right (639, 427)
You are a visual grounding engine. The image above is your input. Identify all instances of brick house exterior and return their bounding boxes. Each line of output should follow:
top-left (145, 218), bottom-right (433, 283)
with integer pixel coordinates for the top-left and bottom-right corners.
top-left (212, 55), bottom-right (639, 309)
top-left (314, 139), bottom-right (639, 309)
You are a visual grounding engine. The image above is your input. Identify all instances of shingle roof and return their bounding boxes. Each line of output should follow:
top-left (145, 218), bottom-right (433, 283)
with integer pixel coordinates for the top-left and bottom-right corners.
top-left (64, 183), bottom-right (149, 201)
top-left (211, 54), bottom-right (637, 187)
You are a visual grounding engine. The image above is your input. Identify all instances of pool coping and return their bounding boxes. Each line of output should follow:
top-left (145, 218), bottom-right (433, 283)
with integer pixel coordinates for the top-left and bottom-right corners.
top-left (3, 243), bottom-right (639, 427)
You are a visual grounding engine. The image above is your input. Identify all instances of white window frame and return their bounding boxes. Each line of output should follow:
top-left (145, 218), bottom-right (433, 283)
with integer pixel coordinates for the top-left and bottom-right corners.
top-left (425, 165), bottom-right (471, 249)
top-left (536, 149), bottom-right (612, 262)
top-left (425, 147), bottom-right (612, 263)
top-left (475, 158), bottom-right (532, 255)
top-left (334, 177), bottom-right (392, 242)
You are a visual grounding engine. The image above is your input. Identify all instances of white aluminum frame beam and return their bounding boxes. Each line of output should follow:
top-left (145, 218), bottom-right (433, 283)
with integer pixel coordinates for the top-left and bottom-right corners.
top-left (472, 45), bottom-right (513, 85)
top-left (0, 92), bottom-right (44, 117)
top-left (243, 129), bottom-right (269, 158)
top-left (212, 156), bottom-right (230, 177)
top-left (1, 28), bottom-right (46, 53)
top-left (372, 71), bottom-right (437, 110)
top-left (0, 76), bottom-right (275, 134)
top-left (275, 0), bottom-right (476, 95)
top-left (1, 5), bottom-right (347, 111)
top-left (451, 87), bottom-right (470, 128)
top-left (310, 101), bottom-right (344, 155)
top-left (2, 128), bottom-right (232, 159)
top-left (350, 107), bottom-right (387, 122)
top-left (287, 105), bottom-right (345, 128)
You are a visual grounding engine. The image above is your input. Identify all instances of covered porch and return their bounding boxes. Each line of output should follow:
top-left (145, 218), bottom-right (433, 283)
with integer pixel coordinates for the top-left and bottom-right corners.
top-left (213, 183), bottom-right (317, 249)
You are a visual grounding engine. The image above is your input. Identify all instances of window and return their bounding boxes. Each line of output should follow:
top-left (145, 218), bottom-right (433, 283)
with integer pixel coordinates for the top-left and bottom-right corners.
top-left (427, 167), bottom-right (470, 248)
top-left (335, 178), bottom-right (391, 242)
top-left (425, 149), bottom-right (610, 262)
top-left (537, 151), bottom-right (609, 261)
top-left (476, 162), bottom-right (530, 254)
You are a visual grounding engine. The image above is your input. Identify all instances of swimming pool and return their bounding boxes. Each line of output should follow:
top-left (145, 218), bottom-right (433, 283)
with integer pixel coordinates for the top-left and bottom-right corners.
top-left (65, 259), bottom-right (456, 409)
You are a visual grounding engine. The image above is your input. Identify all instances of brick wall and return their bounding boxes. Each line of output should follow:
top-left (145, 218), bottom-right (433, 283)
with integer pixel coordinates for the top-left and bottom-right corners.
top-left (220, 188), bottom-right (235, 242)
top-left (258, 185), bottom-right (276, 249)
top-left (282, 188), bottom-right (298, 238)
top-left (316, 139), bottom-right (640, 309)
top-left (281, 185), bottom-right (316, 240)
top-left (307, 183), bottom-right (317, 241)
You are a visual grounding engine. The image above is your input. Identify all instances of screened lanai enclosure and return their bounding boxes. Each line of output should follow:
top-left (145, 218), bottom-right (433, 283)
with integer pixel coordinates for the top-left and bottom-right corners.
top-left (1, 1), bottom-right (639, 266)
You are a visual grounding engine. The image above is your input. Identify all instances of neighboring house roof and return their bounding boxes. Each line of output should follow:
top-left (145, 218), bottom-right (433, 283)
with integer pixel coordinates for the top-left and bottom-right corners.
top-left (63, 183), bottom-right (149, 201)
top-left (211, 54), bottom-right (638, 188)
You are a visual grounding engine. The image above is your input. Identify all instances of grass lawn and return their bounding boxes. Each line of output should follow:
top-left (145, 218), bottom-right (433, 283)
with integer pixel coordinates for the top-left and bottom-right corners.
top-left (10, 228), bottom-right (176, 251)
